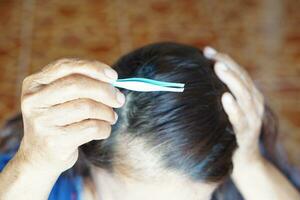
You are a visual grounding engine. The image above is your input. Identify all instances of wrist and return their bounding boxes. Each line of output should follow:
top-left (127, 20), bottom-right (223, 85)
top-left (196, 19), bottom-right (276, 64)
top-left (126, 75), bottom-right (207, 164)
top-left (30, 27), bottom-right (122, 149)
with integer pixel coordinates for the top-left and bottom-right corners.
top-left (0, 150), bottom-right (61, 200)
top-left (18, 138), bottom-right (69, 175)
top-left (232, 145), bottom-right (262, 165)
top-left (15, 147), bottom-right (62, 178)
top-left (231, 147), bottom-right (265, 178)
top-left (231, 150), bottom-right (267, 180)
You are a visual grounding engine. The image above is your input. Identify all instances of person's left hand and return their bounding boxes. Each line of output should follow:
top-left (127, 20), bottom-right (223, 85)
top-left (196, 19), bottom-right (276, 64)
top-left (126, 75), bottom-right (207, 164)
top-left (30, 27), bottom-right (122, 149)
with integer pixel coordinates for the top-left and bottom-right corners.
top-left (203, 47), bottom-right (265, 163)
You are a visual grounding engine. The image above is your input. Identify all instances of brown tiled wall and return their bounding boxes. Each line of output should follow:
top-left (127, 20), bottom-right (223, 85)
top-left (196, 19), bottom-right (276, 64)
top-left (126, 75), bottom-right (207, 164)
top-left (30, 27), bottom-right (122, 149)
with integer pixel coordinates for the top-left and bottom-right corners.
top-left (0, 0), bottom-right (299, 166)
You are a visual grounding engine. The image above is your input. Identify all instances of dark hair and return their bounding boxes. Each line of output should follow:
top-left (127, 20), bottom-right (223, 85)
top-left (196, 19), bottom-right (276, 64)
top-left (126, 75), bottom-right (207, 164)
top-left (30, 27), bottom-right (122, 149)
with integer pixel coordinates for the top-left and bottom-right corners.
top-left (81, 42), bottom-right (237, 184)
top-left (80, 42), bottom-right (300, 198)
top-left (1, 42), bottom-right (299, 199)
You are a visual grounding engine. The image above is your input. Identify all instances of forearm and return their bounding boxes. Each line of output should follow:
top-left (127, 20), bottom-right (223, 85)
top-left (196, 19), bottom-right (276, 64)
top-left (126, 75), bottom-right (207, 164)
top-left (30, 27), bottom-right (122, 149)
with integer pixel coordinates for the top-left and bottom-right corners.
top-left (0, 150), bottom-right (61, 200)
top-left (232, 155), bottom-right (300, 200)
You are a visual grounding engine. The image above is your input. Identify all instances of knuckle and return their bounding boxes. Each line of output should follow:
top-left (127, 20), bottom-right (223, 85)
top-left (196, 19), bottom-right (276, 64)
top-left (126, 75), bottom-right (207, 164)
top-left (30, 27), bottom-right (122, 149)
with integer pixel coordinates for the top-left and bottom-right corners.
top-left (21, 95), bottom-right (34, 113)
top-left (74, 99), bottom-right (94, 113)
top-left (101, 122), bottom-right (111, 138)
top-left (54, 58), bottom-right (78, 66)
top-left (107, 109), bottom-right (116, 123)
top-left (73, 59), bottom-right (92, 67)
top-left (98, 104), bottom-right (115, 122)
top-left (90, 60), bottom-right (110, 70)
top-left (101, 83), bottom-right (117, 99)
top-left (89, 59), bottom-right (104, 66)
top-left (21, 74), bottom-right (38, 94)
top-left (42, 59), bottom-right (69, 72)
top-left (61, 75), bottom-right (83, 91)
top-left (100, 82), bottom-right (111, 92)
top-left (86, 120), bottom-right (101, 131)
top-left (87, 120), bottom-right (111, 139)
top-left (59, 58), bottom-right (92, 70)
top-left (72, 58), bottom-right (104, 67)
top-left (45, 58), bottom-right (81, 73)
top-left (22, 75), bottom-right (32, 88)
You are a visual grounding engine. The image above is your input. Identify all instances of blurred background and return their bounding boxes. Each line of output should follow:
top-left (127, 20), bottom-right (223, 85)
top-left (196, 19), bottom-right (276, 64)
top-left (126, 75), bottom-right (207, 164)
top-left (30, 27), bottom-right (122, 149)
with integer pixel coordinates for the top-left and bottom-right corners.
top-left (0, 0), bottom-right (299, 167)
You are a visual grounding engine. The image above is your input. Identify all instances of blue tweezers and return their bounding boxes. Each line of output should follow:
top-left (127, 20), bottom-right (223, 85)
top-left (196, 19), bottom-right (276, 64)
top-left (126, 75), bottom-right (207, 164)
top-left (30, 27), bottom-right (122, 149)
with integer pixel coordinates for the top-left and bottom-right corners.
top-left (111, 78), bottom-right (185, 92)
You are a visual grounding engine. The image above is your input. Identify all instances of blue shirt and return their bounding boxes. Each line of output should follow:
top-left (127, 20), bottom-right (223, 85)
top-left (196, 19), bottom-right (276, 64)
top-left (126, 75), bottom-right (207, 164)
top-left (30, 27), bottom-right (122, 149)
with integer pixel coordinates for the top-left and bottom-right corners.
top-left (0, 152), bottom-right (83, 200)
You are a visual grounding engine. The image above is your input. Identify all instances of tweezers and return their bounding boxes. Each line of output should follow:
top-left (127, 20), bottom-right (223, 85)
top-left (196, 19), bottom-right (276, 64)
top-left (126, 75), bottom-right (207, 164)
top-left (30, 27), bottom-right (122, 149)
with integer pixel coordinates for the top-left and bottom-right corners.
top-left (111, 78), bottom-right (185, 92)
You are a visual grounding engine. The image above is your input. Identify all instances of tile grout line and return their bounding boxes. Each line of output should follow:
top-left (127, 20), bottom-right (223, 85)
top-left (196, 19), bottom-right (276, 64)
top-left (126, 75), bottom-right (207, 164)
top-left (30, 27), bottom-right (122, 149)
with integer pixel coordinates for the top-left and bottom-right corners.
top-left (113, 0), bottom-right (132, 55)
top-left (260, 0), bottom-right (284, 112)
top-left (15, 0), bottom-right (35, 100)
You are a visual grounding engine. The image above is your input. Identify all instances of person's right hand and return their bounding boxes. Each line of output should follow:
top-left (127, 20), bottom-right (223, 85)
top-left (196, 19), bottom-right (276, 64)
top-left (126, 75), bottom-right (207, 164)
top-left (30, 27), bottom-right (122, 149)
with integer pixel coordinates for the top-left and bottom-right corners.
top-left (19, 58), bottom-right (126, 174)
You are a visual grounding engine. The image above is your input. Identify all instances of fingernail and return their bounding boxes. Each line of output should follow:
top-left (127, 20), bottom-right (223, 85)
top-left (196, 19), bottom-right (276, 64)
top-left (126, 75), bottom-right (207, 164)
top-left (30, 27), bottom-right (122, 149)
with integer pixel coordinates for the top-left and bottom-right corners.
top-left (116, 91), bottom-right (125, 105)
top-left (215, 62), bottom-right (228, 71)
top-left (223, 93), bottom-right (232, 104)
top-left (222, 94), bottom-right (234, 107)
top-left (104, 68), bottom-right (118, 81)
top-left (113, 112), bottom-right (118, 124)
top-left (204, 46), bottom-right (217, 58)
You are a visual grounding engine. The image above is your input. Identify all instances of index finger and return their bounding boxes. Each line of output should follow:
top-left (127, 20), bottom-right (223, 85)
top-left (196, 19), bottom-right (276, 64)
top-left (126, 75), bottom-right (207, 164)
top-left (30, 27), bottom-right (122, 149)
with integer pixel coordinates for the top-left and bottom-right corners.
top-left (23, 58), bottom-right (118, 94)
top-left (203, 47), bottom-right (253, 86)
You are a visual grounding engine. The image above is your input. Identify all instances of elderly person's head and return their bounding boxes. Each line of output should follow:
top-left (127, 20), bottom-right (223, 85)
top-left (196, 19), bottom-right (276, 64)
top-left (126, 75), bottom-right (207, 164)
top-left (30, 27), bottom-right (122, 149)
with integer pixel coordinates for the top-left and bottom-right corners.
top-left (81, 42), bottom-right (237, 200)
